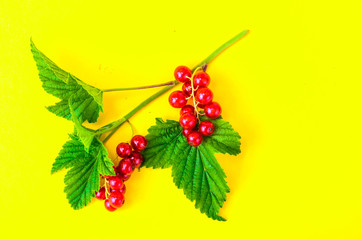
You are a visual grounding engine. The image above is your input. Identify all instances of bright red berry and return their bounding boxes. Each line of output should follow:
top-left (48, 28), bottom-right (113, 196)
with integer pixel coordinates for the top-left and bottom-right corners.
top-left (204, 102), bottom-right (222, 119)
top-left (195, 87), bottom-right (213, 105)
top-left (110, 184), bottom-right (126, 195)
top-left (109, 192), bottom-right (125, 208)
top-left (109, 176), bottom-right (124, 190)
top-left (118, 158), bottom-right (135, 175)
top-left (116, 143), bottom-right (132, 158)
top-left (182, 81), bottom-right (193, 97)
top-left (131, 135), bottom-right (148, 151)
top-left (104, 199), bottom-right (117, 212)
top-left (95, 187), bottom-right (106, 200)
top-left (199, 121), bottom-right (215, 136)
top-left (182, 128), bottom-right (193, 137)
top-left (187, 131), bottom-right (203, 147)
top-left (179, 113), bottom-right (197, 129)
top-left (119, 173), bottom-right (131, 181)
top-left (174, 66), bottom-right (192, 83)
top-left (193, 71), bottom-right (210, 88)
top-left (180, 105), bottom-right (194, 115)
top-left (169, 91), bottom-right (187, 108)
top-left (119, 184), bottom-right (126, 195)
top-left (197, 103), bottom-right (205, 109)
top-left (129, 151), bottom-right (143, 168)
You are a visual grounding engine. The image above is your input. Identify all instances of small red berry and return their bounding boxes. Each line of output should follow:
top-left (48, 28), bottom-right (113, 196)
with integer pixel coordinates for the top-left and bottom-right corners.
top-left (119, 173), bottom-right (131, 181)
top-left (179, 112), bottom-right (197, 129)
top-left (182, 81), bottom-right (193, 97)
top-left (110, 184), bottom-right (126, 195)
top-left (104, 199), bottom-right (117, 212)
top-left (116, 143), bottom-right (132, 158)
top-left (174, 66), bottom-right (192, 83)
top-left (193, 71), bottom-right (210, 88)
top-left (204, 102), bottom-right (222, 119)
top-left (195, 87), bottom-right (213, 105)
top-left (129, 151), bottom-right (143, 168)
top-left (109, 192), bottom-right (125, 208)
top-left (182, 128), bottom-right (193, 137)
top-left (169, 91), bottom-right (187, 108)
top-left (118, 158), bottom-right (135, 175)
top-left (109, 176), bottom-right (124, 190)
top-left (187, 131), bottom-right (203, 147)
top-left (199, 121), bottom-right (215, 136)
top-left (95, 187), bottom-right (106, 200)
top-left (197, 103), bottom-right (205, 109)
top-left (119, 184), bottom-right (126, 195)
top-left (180, 105), bottom-right (194, 115)
top-left (131, 135), bottom-right (148, 151)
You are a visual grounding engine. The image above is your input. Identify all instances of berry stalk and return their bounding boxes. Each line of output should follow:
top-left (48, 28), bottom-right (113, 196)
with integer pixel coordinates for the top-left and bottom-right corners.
top-left (102, 80), bottom-right (177, 92)
top-left (99, 30), bottom-right (249, 143)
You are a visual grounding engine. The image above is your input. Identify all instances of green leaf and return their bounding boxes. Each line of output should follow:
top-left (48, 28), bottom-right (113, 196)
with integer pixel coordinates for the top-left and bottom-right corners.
top-left (30, 39), bottom-right (103, 123)
top-left (69, 97), bottom-right (97, 152)
top-left (201, 116), bottom-right (241, 156)
top-left (60, 136), bottom-right (114, 210)
top-left (142, 118), bottom-right (241, 221)
top-left (51, 134), bottom-right (87, 174)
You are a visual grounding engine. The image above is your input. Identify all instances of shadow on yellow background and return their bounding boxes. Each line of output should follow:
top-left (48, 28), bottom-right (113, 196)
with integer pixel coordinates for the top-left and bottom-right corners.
top-left (1, 0), bottom-right (362, 239)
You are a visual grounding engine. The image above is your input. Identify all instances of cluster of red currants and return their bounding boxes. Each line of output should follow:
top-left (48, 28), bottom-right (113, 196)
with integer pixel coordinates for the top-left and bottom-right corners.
top-left (169, 66), bottom-right (222, 147)
top-left (95, 135), bottom-right (148, 211)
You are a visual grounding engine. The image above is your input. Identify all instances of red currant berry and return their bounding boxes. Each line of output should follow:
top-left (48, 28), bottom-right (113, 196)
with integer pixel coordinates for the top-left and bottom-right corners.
top-left (174, 66), bottom-right (192, 83)
top-left (169, 91), bottom-right (187, 108)
top-left (109, 176), bottom-right (124, 190)
top-left (118, 158), bottom-right (135, 175)
top-left (119, 173), bottom-right (131, 181)
top-left (116, 142), bottom-right (132, 158)
top-left (197, 103), bottom-right (206, 109)
top-left (182, 128), bottom-right (193, 137)
top-left (180, 105), bottom-right (194, 115)
top-left (112, 184), bottom-right (127, 195)
top-left (187, 131), bottom-right (203, 147)
top-left (95, 187), bottom-right (106, 200)
top-left (199, 121), bottom-right (215, 136)
top-left (179, 112), bottom-right (197, 129)
top-left (119, 184), bottom-right (126, 195)
top-left (109, 192), bottom-right (125, 208)
top-left (104, 199), bottom-right (117, 212)
top-left (129, 151), bottom-right (143, 168)
top-left (182, 81), bottom-right (193, 97)
top-left (193, 71), bottom-right (210, 88)
top-left (195, 87), bottom-right (213, 105)
top-left (204, 102), bottom-right (222, 119)
top-left (131, 135), bottom-right (148, 151)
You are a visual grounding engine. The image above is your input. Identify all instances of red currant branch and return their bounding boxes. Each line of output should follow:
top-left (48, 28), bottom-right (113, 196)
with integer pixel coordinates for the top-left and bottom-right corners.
top-left (102, 80), bottom-right (177, 92)
top-left (98, 30), bottom-right (249, 143)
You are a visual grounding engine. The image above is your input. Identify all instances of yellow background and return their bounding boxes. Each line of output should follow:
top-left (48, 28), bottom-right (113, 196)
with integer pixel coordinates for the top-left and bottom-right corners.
top-left (1, 0), bottom-right (362, 239)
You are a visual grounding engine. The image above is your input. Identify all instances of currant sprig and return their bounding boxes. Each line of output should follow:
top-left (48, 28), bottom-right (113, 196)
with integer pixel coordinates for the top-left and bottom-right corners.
top-left (168, 66), bottom-right (221, 147)
top-left (31, 30), bottom-right (249, 220)
top-left (95, 135), bottom-right (147, 211)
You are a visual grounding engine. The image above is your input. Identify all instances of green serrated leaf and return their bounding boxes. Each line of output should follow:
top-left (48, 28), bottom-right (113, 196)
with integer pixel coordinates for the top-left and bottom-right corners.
top-left (51, 134), bottom-right (88, 174)
top-left (30, 39), bottom-right (103, 123)
top-left (142, 118), bottom-right (241, 221)
top-left (69, 97), bottom-right (97, 152)
top-left (63, 137), bottom-right (114, 210)
top-left (142, 118), bottom-right (184, 169)
top-left (201, 116), bottom-right (241, 156)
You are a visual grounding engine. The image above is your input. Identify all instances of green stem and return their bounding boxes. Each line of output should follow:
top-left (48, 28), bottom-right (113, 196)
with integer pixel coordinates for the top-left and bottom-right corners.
top-left (126, 120), bottom-right (135, 137)
top-left (101, 84), bottom-right (175, 143)
top-left (101, 29), bottom-right (249, 143)
top-left (102, 81), bottom-right (176, 92)
top-left (193, 30), bottom-right (249, 70)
